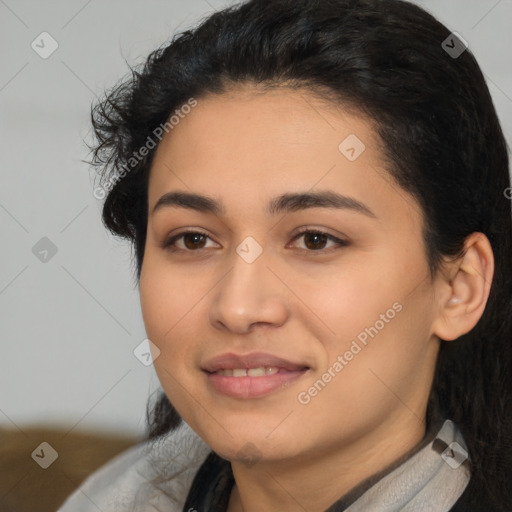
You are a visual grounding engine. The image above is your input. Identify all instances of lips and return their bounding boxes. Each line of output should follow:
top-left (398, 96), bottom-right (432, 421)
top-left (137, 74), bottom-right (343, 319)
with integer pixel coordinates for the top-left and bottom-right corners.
top-left (202, 352), bottom-right (310, 399)
top-left (202, 352), bottom-right (310, 374)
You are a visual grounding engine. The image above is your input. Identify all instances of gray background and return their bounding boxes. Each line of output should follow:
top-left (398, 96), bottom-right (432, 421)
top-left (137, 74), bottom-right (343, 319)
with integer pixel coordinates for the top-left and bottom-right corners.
top-left (1, 0), bottom-right (511, 437)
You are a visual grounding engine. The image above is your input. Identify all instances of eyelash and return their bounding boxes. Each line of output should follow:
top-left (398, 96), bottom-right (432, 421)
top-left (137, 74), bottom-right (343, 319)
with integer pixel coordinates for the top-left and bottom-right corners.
top-left (161, 228), bottom-right (349, 254)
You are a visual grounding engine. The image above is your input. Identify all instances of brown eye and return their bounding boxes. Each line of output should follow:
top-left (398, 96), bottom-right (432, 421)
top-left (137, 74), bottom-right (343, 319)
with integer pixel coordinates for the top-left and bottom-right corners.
top-left (290, 229), bottom-right (349, 252)
top-left (182, 232), bottom-right (207, 250)
top-left (303, 231), bottom-right (328, 250)
top-left (162, 230), bottom-right (215, 252)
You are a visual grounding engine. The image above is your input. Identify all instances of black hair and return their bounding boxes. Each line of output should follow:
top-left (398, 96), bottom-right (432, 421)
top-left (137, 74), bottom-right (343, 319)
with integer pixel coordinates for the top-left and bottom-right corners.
top-left (89, 0), bottom-right (512, 508)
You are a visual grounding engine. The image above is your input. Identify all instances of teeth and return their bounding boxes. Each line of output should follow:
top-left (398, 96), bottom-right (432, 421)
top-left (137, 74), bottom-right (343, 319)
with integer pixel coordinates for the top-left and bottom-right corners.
top-left (215, 367), bottom-right (279, 377)
top-left (247, 367), bottom-right (265, 377)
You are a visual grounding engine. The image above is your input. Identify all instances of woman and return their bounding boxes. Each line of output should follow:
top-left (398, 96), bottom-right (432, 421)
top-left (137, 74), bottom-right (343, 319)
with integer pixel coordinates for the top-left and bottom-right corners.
top-left (58, 0), bottom-right (512, 510)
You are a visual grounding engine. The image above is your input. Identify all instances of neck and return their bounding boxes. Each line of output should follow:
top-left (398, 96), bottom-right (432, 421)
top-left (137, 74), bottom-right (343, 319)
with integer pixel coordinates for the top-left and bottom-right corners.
top-left (226, 412), bottom-right (428, 512)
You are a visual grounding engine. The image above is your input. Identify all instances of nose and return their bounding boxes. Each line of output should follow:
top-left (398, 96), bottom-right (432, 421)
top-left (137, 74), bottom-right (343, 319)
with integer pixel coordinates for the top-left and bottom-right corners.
top-left (208, 242), bottom-right (290, 335)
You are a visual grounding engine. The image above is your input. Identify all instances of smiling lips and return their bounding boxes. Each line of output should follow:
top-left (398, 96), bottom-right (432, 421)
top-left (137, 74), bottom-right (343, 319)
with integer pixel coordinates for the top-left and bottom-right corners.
top-left (202, 352), bottom-right (310, 398)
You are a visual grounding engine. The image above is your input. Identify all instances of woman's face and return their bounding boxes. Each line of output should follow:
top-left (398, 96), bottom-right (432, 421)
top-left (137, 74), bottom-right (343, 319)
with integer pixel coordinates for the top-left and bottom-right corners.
top-left (139, 86), bottom-right (443, 467)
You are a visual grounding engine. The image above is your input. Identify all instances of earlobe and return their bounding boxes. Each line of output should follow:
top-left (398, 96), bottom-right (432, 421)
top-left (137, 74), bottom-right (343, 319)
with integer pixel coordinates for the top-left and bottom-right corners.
top-left (432, 232), bottom-right (494, 342)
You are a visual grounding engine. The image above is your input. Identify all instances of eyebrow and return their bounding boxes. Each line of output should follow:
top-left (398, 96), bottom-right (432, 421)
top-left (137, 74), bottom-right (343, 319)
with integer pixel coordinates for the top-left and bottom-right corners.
top-left (151, 190), bottom-right (377, 218)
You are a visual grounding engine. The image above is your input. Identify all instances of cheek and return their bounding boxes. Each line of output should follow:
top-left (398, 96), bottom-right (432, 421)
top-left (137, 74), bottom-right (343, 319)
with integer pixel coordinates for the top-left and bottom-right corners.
top-left (139, 254), bottom-right (213, 383)
top-left (140, 253), bottom-right (198, 340)
top-left (302, 261), bottom-right (401, 349)
top-left (323, 244), bottom-right (426, 339)
top-left (139, 261), bottom-right (185, 370)
top-left (139, 262), bottom-right (201, 411)
top-left (302, 249), bottom-right (430, 384)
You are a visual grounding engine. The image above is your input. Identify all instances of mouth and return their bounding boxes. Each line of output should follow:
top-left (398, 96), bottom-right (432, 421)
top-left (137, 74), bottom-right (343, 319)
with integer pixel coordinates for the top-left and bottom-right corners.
top-left (209, 367), bottom-right (287, 377)
top-left (202, 352), bottom-right (310, 398)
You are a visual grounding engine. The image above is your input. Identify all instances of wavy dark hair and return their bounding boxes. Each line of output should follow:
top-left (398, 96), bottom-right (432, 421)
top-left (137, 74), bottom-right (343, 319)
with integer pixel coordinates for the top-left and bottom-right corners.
top-left (89, 0), bottom-right (512, 508)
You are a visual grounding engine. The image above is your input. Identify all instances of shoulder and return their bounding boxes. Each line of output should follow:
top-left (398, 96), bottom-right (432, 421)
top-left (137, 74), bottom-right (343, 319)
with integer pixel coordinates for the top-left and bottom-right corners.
top-left (57, 421), bottom-right (212, 512)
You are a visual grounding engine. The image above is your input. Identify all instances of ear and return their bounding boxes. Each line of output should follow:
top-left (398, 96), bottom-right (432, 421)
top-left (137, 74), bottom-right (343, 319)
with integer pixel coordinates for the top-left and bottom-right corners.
top-left (431, 232), bottom-right (494, 341)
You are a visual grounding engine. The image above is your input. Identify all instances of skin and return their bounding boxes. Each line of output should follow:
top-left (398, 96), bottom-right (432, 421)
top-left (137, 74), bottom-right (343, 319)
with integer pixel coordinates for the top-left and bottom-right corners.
top-left (138, 85), bottom-right (494, 512)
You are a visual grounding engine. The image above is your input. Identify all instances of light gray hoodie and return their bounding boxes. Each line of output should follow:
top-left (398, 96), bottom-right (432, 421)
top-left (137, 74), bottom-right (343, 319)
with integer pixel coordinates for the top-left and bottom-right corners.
top-left (57, 418), bottom-right (470, 512)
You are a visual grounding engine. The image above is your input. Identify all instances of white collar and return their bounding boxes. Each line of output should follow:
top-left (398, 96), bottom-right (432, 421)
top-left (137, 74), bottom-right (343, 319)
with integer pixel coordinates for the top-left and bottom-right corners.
top-left (57, 418), bottom-right (470, 512)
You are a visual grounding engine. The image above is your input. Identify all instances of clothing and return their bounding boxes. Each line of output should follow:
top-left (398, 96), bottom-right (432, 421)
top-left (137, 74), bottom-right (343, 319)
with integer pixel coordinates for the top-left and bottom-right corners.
top-left (57, 416), bottom-right (474, 512)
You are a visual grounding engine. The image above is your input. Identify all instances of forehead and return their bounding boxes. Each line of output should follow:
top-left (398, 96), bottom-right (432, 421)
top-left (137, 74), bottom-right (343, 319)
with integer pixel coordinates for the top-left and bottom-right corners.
top-left (147, 86), bottom-right (422, 227)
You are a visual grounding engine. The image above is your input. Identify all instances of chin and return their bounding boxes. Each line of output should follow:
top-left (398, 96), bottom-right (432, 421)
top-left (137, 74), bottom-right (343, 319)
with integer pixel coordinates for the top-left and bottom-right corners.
top-left (202, 427), bottom-right (302, 466)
